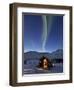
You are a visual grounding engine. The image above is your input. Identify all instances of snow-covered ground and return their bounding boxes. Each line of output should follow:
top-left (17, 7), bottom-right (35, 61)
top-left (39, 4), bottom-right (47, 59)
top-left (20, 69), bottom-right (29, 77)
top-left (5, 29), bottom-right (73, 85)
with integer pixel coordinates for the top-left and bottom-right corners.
top-left (23, 63), bottom-right (63, 74)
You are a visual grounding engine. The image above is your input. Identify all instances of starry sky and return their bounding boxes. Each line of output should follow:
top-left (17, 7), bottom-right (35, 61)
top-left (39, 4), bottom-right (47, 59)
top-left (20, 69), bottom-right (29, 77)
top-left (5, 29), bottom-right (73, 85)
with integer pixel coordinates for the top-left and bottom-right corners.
top-left (23, 14), bottom-right (63, 53)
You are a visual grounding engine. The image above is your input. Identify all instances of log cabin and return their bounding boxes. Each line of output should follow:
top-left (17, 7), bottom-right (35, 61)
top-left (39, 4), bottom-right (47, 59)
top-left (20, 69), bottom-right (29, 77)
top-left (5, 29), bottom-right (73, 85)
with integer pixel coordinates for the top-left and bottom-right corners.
top-left (38, 56), bottom-right (53, 70)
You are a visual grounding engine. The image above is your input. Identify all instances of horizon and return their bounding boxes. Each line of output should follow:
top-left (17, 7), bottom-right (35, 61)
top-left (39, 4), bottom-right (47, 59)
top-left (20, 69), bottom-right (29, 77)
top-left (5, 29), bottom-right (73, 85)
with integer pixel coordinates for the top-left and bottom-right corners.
top-left (24, 48), bottom-right (63, 53)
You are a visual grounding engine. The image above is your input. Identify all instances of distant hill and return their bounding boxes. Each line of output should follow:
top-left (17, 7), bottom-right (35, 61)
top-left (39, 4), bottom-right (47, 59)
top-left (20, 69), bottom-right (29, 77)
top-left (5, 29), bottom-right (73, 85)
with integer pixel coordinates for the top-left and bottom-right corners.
top-left (51, 49), bottom-right (63, 59)
top-left (24, 49), bottom-right (63, 60)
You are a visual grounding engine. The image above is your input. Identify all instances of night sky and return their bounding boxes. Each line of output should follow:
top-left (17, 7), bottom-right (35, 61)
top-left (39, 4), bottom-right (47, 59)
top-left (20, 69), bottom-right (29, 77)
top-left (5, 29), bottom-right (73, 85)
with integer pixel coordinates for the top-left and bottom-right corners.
top-left (23, 14), bottom-right (63, 53)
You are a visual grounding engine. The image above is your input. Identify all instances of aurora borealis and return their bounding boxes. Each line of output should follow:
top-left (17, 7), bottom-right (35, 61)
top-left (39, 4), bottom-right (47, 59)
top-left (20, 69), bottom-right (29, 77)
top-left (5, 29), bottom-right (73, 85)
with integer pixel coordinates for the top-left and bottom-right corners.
top-left (23, 14), bottom-right (63, 53)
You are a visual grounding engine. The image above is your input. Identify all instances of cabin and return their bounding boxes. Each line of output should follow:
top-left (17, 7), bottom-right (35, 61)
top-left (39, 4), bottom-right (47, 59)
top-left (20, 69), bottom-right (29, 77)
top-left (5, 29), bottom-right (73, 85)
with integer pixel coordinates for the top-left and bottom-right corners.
top-left (24, 56), bottom-right (53, 70)
top-left (38, 56), bottom-right (53, 70)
